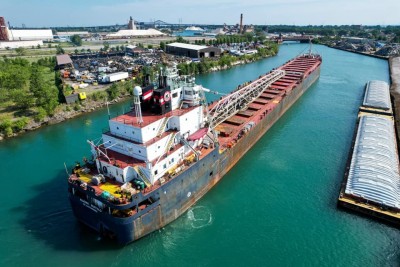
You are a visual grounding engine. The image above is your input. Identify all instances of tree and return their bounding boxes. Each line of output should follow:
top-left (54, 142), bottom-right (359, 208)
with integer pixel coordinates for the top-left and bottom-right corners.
top-left (70, 34), bottom-right (82, 46)
top-left (29, 64), bottom-right (59, 114)
top-left (37, 44), bottom-right (41, 49)
top-left (56, 45), bottom-right (65, 54)
top-left (74, 49), bottom-right (79, 54)
top-left (103, 41), bottom-right (110, 51)
top-left (159, 41), bottom-right (166, 50)
top-left (15, 47), bottom-right (26, 56)
top-left (11, 89), bottom-right (34, 110)
top-left (107, 83), bottom-right (120, 100)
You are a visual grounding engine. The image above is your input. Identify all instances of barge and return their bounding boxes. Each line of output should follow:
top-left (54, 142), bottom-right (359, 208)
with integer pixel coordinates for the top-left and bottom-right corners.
top-left (68, 52), bottom-right (322, 244)
top-left (338, 80), bottom-right (400, 226)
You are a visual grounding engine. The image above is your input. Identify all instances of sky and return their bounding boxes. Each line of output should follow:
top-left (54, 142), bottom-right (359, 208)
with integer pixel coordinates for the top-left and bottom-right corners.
top-left (1, 0), bottom-right (400, 27)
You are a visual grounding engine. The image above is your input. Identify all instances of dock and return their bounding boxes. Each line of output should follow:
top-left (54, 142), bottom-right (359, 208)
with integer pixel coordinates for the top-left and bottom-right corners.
top-left (389, 56), bottom-right (400, 141)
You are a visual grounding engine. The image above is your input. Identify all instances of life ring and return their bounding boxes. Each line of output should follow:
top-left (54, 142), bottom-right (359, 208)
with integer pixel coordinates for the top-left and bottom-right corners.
top-left (164, 91), bottom-right (171, 102)
top-left (102, 166), bottom-right (108, 174)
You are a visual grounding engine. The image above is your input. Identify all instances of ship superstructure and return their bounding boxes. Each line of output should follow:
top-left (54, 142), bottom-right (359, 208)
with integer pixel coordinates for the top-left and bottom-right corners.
top-left (68, 53), bottom-right (322, 244)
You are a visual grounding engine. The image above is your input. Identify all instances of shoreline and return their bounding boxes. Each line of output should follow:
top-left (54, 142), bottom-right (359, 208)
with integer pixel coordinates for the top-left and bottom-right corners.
top-left (0, 52), bottom-right (277, 141)
top-left (325, 44), bottom-right (389, 60)
top-left (389, 56), bottom-right (400, 143)
top-left (0, 95), bottom-right (132, 141)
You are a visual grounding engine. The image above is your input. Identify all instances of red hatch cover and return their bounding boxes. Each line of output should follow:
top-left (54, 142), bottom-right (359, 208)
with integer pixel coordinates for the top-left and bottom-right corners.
top-left (187, 128), bottom-right (208, 141)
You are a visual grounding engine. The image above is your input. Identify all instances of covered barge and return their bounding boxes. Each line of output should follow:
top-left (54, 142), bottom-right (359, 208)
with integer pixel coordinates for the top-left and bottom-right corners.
top-left (338, 80), bottom-right (400, 226)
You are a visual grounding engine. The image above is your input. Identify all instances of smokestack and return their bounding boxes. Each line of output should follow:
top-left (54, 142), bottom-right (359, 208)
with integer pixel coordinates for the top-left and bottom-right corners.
top-left (240, 13), bottom-right (243, 34)
top-left (0, 17), bottom-right (9, 41)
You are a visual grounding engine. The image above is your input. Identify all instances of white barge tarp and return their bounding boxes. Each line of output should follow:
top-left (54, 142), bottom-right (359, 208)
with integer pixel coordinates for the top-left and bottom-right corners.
top-left (345, 114), bottom-right (400, 209)
top-left (363, 80), bottom-right (391, 110)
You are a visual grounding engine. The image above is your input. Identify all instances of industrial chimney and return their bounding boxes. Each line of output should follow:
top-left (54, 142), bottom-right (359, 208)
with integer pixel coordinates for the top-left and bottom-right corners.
top-left (0, 17), bottom-right (9, 41)
top-left (128, 16), bottom-right (137, 30)
top-left (239, 13), bottom-right (243, 34)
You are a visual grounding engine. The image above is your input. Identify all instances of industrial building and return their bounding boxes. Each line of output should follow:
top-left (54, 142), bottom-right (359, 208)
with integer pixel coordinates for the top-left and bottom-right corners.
top-left (0, 16), bottom-right (52, 48)
top-left (166, 42), bottom-right (221, 58)
top-left (56, 54), bottom-right (73, 70)
top-left (7, 29), bottom-right (53, 41)
top-left (56, 31), bottom-right (90, 39)
top-left (106, 29), bottom-right (164, 39)
top-left (105, 16), bottom-right (164, 39)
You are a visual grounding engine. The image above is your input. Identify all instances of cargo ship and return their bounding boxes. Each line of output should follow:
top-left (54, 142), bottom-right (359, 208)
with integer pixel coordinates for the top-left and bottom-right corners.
top-left (68, 51), bottom-right (322, 244)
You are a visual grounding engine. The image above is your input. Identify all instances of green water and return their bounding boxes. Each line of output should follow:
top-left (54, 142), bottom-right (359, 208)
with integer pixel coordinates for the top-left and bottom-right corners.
top-left (0, 44), bottom-right (398, 267)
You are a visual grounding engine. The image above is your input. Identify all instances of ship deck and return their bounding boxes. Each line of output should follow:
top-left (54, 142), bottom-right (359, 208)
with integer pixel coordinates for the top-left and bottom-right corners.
top-left (112, 106), bottom-right (197, 128)
top-left (215, 55), bottom-right (321, 149)
top-left (69, 54), bottom-right (321, 206)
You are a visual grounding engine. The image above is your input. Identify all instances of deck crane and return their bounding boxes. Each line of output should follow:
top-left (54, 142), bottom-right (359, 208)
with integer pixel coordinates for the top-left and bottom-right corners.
top-left (199, 70), bottom-right (286, 142)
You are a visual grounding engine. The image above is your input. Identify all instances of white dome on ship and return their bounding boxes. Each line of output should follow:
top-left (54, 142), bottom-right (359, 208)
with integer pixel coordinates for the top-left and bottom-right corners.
top-left (133, 86), bottom-right (142, 96)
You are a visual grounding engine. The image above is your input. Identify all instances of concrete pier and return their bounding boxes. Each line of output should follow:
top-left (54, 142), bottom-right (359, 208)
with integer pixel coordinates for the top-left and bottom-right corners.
top-left (389, 56), bottom-right (400, 141)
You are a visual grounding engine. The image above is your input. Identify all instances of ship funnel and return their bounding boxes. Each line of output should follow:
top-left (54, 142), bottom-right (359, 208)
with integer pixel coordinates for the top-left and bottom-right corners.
top-left (133, 86), bottom-right (143, 124)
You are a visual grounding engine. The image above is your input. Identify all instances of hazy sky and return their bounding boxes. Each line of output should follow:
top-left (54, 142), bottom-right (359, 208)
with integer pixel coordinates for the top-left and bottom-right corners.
top-left (2, 0), bottom-right (399, 27)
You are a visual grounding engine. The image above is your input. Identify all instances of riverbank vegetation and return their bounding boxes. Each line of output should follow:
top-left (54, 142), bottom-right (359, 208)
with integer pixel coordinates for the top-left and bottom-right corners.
top-left (0, 56), bottom-right (137, 138)
top-left (0, 57), bottom-right (60, 136)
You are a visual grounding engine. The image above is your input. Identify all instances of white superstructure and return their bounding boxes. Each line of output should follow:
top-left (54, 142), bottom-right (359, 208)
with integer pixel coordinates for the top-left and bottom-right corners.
top-left (91, 66), bottom-right (212, 186)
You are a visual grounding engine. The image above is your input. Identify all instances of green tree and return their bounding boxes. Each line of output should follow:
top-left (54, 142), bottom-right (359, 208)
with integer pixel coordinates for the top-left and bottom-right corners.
top-left (70, 34), bottom-right (82, 46)
top-left (74, 49), bottom-right (79, 54)
top-left (56, 45), bottom-right (65, 54)
top-left (29, 64), bottom-right (59, 115)
top-left (15, 47), bottom-right (26, 56)
top-left (10, 89), bottom-right (34, 110)
top-left (103, 41), bottom-right (110, 51)
top-left (107, 83), bottom-right (120, 100)
top-left (159, 41), bottom-right (166, 50)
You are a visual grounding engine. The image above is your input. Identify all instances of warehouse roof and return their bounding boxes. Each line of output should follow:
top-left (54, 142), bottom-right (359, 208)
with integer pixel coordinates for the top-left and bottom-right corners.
top-left (166, 42), bottom-right (208, 51)
top-left (56, 54), bottom-right (72, 66)
top-left (363, 80), bottom-right (391, 110)
top-left (345, 114), bottom-right (400, 209)
top-left (9, 29), bottom-right (53, 40)
top-left (57, 31), bottom-right (89, 36)
top-left (106, 29), bottom-right (164, 38)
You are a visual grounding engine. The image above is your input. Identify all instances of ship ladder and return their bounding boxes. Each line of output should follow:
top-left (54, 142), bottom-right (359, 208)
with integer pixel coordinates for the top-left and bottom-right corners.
top-left (155, 132), bottom-right (177, 166)
top-left (156, 117), bottom-right (169, 137)
top-left (135, 166), bottom-right (152, 187)
top-left (164, 132), bottom-right (177, 154)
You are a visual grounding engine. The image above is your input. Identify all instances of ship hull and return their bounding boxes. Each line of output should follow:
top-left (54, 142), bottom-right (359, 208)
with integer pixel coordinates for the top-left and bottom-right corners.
top-left (69, 62), bottom-right (321, 244)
